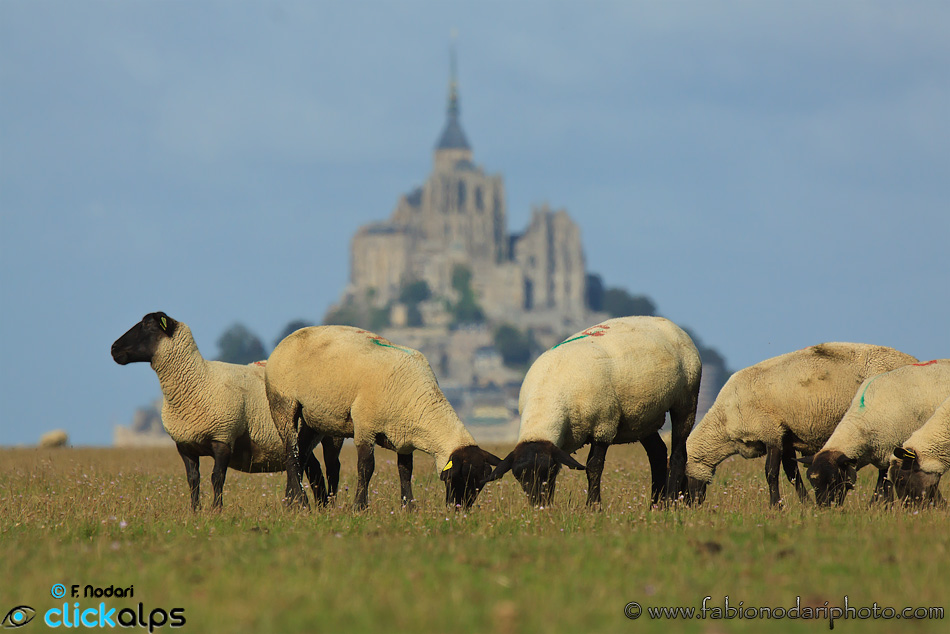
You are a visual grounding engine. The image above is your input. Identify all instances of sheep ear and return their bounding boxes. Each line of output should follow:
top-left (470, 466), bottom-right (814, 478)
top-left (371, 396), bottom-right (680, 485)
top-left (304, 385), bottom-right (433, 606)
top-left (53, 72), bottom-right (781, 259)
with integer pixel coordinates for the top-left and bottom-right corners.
top-left (552, 446), bottom-right (585, 471)
top-left (797, 455), bottom-right (814, 466)
top-left (895, 447), bottom-right (917, 471)
top-left (150, 312), bottom-right (177, 337)
top-left (835, 453), bottom-right (855, 468)
top-left (440, 460), bottom-right (454, 482)
top-left (482, 452), bottom-right (514, 484)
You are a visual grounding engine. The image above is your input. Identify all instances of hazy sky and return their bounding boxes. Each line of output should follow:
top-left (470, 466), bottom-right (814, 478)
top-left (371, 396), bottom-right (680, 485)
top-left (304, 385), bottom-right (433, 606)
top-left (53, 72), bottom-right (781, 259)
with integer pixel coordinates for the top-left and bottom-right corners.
top-left (2, 2), bottom-right (948, 447)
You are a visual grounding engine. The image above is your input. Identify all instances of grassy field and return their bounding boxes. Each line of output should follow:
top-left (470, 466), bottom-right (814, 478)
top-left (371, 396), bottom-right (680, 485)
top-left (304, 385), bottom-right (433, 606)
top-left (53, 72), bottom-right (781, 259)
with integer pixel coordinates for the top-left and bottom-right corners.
top-left (1, 444), bottom-right (947, 633)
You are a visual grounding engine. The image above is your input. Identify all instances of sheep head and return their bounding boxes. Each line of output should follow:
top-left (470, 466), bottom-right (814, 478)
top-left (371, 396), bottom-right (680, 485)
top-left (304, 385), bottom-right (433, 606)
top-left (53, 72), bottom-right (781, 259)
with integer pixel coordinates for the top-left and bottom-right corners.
top-left (685, 459), bottom-right (715, 506)
top-left (482, 440), bottom-right (585, 506)
top-left (440, 446), bottom-right (502, 508)
top-left (800, 450), bottom-right (856, 506)
top-left (111, 312), bottom-right (178, 365)
top-left (892, 447), bottom-right (943, 506)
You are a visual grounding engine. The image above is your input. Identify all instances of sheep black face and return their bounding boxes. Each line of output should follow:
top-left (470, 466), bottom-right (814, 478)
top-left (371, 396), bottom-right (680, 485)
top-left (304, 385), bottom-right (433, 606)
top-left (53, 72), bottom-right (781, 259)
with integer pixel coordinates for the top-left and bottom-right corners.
top-left (892, 447), bottom-right (943, 506)
top-left (800, 451), bottom-right (856, 506)
top-left (482, 440), bottom-right (586, 506)
top-left (687, 477), bottom-right (708, 505)
top-left (440, 446), bottom-right (502, 508)
top-left (111, 312), bottom-right (177, 365)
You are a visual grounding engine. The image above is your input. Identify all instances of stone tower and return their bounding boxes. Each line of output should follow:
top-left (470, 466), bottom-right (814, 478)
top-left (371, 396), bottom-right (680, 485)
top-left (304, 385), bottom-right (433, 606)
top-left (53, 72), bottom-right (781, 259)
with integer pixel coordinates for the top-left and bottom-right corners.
top-left (344, 47), bottom-right (588, 327)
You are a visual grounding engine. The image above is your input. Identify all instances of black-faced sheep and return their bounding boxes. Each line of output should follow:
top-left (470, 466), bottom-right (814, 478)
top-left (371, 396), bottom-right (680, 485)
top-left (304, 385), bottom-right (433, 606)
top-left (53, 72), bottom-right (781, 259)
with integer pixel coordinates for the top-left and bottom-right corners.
top-left (803, 359), bottom-right (950, 506)
top-left (264, 325), bottom-right (501, 510)
top-left (891, 395), bottom-right (950, 506)
top-left (111, 312), bottom-right (342, 510)
top-left (686, 343), bottom-right (917, 507)
top-left (483, 316), bottom-right (702, 507)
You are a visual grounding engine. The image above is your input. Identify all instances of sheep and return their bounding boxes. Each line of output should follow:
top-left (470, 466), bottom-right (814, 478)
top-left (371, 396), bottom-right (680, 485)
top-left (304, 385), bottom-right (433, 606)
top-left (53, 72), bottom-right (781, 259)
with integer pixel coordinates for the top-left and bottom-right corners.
top-left (891, 395), bottom-right (950, 506)
top-left (686, 343), bottom-right (917, 507)
top-left (264, 325), bottom-right (502, 510)
top-left (802, 359), bottom-right (950, 506)
top-left (483, 316), bottom-right (702, 507)
top-left (111, 312), bottom-right (343, 510)
top-left (39, 430), bottom-right (69, 448)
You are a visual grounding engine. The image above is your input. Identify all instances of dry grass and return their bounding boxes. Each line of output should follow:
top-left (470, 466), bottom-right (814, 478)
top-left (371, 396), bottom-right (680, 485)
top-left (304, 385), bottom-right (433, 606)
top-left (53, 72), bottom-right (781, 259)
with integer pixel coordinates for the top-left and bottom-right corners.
top-left (1, 444), bottom-right (947, 633)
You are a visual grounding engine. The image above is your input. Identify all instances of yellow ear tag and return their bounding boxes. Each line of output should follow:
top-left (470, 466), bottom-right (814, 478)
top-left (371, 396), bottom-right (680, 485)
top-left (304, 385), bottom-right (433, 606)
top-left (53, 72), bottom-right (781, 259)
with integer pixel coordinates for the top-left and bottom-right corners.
top-left (160, 317), bottom-right (168, 331)
top-left (442, 461), bottom-right (453, 472)
top-left (906, 448), bottom-right (917, 460)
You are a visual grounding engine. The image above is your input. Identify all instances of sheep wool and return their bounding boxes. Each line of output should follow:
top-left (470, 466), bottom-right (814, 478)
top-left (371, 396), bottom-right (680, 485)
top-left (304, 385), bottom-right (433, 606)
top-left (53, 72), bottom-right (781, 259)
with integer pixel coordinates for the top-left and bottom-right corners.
top-left (487, 316), bottom-right (702, 506)
top-left (112, 313), bottom-right (339, 510)
top-left (266, 325), bottom-right (500, 509)
top-left (821, 360), bottom-right (950, 472)
top-left (685, 342), bottom-right (917, 505)
top-left (519, 316), bottom-right (701, 452)
top-left (900, 395), bottom-right (950, 476)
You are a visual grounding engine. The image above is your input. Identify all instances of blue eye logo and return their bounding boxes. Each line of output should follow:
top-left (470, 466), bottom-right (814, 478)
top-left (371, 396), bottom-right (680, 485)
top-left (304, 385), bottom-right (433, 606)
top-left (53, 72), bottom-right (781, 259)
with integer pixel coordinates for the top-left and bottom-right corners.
top-left (1, 606), bottom-right (35, 629)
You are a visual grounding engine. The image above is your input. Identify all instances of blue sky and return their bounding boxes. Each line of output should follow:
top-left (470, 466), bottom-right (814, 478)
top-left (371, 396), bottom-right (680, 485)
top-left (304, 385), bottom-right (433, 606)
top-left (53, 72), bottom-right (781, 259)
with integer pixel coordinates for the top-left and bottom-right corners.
top-left (1, 2), bottom-right (948, 446)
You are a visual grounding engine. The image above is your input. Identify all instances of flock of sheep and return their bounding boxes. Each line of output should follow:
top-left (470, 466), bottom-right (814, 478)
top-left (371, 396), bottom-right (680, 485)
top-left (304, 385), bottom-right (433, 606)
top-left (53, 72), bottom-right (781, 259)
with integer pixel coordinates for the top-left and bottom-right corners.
top-left (111, 312), bottom-right (950, 512)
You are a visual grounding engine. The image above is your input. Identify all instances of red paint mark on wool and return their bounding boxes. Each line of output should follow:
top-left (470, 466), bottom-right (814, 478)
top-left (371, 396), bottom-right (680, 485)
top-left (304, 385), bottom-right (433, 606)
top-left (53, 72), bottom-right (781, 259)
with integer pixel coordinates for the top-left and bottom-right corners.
top-left (913, 360), bottom-right (938, 367)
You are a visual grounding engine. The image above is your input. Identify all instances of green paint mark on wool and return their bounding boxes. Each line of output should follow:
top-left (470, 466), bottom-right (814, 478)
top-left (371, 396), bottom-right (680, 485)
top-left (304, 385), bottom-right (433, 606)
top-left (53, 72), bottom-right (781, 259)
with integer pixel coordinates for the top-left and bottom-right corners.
top-left (551, 334), bottom-right (590, 349)
top-left (370, 337), bottom-right (412, 355)
top-left (858, 373), bottom-right (885, 409)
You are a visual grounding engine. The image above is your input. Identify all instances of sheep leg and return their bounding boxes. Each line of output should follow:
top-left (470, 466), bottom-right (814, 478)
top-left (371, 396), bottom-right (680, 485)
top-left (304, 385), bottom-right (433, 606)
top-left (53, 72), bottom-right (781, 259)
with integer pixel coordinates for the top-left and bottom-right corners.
top-left (781, 436), bottom-right (810, 504)
top-left (209, 440), bottom-right (231, 510)
top-left (640, 432), bottom-right (668, 506)
top-left (353, 443), bottom-right (375, 511)
top-left (585, 441), bottom-right (609, 508)
top-left (177, 443), bottom-right (202, 512)
top-left (668, 400), bottom-right (696, 502)
top-left (765, 445), bottom-right (783, 507)
top-left (275, 399), bottom-right (309, 509)
top-left (297, 425), bottom-right (329, 507)
top-left (302, 452), bottom-right (329, 508)
top-left (397, 452), bottom-right (415, 509)
top-left (322, 436), bottom-right (344, 499)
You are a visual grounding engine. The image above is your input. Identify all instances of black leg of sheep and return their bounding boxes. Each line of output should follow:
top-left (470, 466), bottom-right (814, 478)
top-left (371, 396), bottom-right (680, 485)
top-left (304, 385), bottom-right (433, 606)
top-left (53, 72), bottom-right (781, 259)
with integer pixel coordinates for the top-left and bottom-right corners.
top-left (765, 446), bottom-right (784, 507)
top-left (781, 435), bottom-right (810, 504)
top-left (585, 441), bottom-right (609, 508)
top-left (640, 432), bottom-right (668, 506)
top-left (322, 436), bottom-right (344, 499)
top-left (209, 440), bottom-right (232, 510)
top-left (177, 443), bottom-right (202, 512)
top-left (354, 444), bottom-right (375, 511)
top-left (397, 452), bottom-right (415, 509)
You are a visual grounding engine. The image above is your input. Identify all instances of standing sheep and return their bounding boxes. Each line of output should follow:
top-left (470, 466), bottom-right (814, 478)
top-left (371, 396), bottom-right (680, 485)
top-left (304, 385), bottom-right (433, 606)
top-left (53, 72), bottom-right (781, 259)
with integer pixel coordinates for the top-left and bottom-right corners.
top-left (265, 325), bottom-right (501, 510)
top-left (111, 312), bottom-right (342, 510)
top-left (803, 360), bottom-right (950, 506)
top-left (686, 343), bottom-right (917, 507)
top-left (891, 395), bottom-right (950, 506)
top-left (483, 316), bottom-right (702, 507)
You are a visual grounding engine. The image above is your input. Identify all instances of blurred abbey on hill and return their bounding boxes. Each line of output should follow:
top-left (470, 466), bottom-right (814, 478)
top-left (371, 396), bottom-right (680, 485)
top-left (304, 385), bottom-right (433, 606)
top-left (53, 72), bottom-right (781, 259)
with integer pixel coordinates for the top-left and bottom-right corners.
top-left (116, 51), bottom-right (730, 446)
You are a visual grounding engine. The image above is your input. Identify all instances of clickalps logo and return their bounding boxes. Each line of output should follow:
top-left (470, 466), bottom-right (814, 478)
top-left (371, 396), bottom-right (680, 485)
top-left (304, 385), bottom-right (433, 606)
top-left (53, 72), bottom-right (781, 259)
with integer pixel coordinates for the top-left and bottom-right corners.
top-left (2, 584), bottom-right (186, 631)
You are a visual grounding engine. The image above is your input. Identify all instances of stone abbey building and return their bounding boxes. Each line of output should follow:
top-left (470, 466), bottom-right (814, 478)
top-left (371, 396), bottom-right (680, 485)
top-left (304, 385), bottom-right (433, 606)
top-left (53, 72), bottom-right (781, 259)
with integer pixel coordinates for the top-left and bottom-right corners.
top-left (343, 63), bottom-right (590, 332)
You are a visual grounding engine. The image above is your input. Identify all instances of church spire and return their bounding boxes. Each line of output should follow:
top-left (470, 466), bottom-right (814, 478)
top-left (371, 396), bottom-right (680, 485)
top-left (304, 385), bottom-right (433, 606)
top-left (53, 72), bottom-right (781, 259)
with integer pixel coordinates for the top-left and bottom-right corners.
top-left (434, 31), bottom-right (472, 165)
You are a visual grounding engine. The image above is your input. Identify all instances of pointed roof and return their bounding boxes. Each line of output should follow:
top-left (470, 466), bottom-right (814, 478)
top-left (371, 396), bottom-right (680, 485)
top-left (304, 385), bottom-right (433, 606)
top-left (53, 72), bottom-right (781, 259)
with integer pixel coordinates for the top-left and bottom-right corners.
top-left (435, 40), bottom-right (471, 151)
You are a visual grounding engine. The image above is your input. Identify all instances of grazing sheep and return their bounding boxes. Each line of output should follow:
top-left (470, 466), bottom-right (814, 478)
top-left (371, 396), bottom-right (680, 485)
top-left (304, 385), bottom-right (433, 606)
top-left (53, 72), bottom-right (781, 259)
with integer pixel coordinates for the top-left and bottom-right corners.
top-left (686, 343), bottom-right (917, 507)
top-left (264, 325), bottom-right (501, 510)
top-left (39, 430), bottom-right (69, 448)
top-left (111, 312), bottom-right (342, 510)
top-left (891, 396), bottom-right (950, 506)
top-left (802, 360), bottom-right (950, 506)
top-left (483, 316), bottom-right (702, 507)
